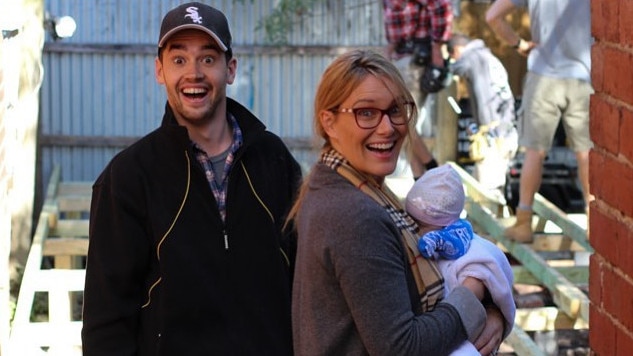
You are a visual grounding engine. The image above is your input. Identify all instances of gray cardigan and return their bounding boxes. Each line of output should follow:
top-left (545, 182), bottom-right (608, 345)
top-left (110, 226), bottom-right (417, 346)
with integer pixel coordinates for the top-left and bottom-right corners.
top-left (292, 164), bottom-right (485, 356)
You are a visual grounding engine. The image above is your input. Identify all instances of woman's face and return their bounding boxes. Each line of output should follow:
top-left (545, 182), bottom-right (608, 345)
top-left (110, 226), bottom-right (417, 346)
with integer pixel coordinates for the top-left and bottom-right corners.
top-left (321, 75), bottom-right (409, 183)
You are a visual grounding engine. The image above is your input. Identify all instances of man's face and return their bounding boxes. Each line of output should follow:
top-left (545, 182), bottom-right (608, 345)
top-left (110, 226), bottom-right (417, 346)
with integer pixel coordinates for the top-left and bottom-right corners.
top-left (451, 44), bottom-right (465, 60)
top-left (155, 29), bottom-right (236, 127)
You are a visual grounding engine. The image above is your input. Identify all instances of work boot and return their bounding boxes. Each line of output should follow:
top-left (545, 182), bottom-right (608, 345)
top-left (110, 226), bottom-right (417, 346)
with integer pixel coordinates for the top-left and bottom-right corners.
top-left (504, 207), bottom-right (533, 243)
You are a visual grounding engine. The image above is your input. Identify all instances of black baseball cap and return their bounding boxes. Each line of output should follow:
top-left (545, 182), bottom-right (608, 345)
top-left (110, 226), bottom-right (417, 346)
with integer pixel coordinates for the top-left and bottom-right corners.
top-left (158, 2), bottom-right (232, 52)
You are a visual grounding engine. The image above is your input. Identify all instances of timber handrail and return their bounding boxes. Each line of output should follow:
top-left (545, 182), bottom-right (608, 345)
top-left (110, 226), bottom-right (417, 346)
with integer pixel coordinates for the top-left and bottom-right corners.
top-left (9, 165), bottom-right (91, 355)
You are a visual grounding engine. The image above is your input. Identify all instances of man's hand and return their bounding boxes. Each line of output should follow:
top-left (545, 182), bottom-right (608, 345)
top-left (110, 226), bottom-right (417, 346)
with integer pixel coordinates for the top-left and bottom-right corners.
top-left (516, 39), bottom-right (537, 57)
top-left (431, 41), bottom-right (445, 67)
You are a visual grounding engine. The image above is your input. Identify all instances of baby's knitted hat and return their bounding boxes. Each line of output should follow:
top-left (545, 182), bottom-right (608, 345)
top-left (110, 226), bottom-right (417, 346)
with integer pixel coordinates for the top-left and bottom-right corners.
top-left (405, 164), bottom-right (465, 226)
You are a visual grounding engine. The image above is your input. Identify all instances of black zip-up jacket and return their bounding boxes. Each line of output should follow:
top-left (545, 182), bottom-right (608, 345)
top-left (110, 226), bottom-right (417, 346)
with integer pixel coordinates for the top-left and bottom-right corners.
top-left (82, 99), bottom-right (302, 355)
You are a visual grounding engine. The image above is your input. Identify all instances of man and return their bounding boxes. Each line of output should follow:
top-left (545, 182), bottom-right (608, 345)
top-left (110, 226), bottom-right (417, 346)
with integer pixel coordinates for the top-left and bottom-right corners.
top-left (383, 0), bottom-right (454, 179)
top-left (448, 34), bottom-right (518, 198)
top-left (486, 0), bottom-right (593, 242)
top-left (81, 3), bottom-right (302, 355)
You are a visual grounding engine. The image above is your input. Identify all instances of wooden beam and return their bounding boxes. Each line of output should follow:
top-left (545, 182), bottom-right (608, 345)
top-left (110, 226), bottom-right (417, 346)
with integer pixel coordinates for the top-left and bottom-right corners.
top-left (43, 238), bottom-right (89, 257)
top-left (43, 42), bottom-right (383, 57)
top-left (9, 321), bottom-right (82, 351)
top-left (530, 234), bottom-right (585, 252)
top-left (512, 266), bottom-right (588, 285)
top-left (533, 193), bottom-right (591, 251)
top-left (57, 182), bottom-right (92, 196)
top-left (514, 307), bottom-right (588, 331)
top-left (505, 326), bottom-right (546, 356)
top-left (11, 212), bottom-right (50, 325)
top-left (57, 196), bottom-right (91, 214)
top-left (449, 163), bottom-right (590, 322)
top-left (466, 200), bottom-right (589, 321)
top-left (49, 220), bottom-right (89, 238)
top-left (40, 134), bottom-right (319, 150)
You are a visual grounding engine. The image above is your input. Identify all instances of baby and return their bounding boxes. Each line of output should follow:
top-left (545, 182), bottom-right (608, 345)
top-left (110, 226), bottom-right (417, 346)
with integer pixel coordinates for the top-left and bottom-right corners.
top-left (406, 164), bottom-right (516, 355)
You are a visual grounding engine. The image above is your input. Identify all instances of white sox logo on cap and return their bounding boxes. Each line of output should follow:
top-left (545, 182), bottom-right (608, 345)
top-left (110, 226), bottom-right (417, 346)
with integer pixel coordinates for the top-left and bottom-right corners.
top-left (185, 7), bottom-right (203, 24)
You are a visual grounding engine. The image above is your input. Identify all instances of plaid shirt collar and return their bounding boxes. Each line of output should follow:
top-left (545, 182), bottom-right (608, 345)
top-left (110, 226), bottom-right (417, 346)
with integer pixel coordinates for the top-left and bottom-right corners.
top-left (193, 113), bottom-right (243, 222)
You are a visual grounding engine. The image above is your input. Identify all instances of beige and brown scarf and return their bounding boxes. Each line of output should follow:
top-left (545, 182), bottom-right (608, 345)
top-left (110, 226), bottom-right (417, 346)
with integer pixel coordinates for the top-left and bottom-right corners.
top-left (321, 148), bottom-right (444, 311)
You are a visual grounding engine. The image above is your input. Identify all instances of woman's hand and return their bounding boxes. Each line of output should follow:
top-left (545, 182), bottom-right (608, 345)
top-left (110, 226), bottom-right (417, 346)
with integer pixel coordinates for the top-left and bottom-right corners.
top-left (473, 304), bottom-right (505, 355)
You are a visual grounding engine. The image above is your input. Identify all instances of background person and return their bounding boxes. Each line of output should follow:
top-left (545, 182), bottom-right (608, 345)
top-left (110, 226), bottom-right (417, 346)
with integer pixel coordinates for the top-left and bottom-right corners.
top-left (448, 33), bottom-right (518, 199)
top-left (486, 0), bottom-right (593, 243)
top-left (383, 0), bottom-right (454, 179)
top-left (81, 3), bottom-right (302, 354)
top-left (406, 164), bottom-right (516, 355)
top-left (290, 49), bottom-right (504, 355)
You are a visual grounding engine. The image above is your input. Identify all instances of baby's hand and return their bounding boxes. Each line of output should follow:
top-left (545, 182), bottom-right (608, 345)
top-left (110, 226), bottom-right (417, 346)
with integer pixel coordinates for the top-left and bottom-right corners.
top-left (418, 219), bottom-right (474, 259)
top-left (462, 276), bottom-right (485, 301)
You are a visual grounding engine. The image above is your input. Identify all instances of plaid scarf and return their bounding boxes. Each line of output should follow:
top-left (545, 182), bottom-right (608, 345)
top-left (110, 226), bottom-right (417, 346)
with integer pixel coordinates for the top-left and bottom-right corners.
top-left (320, 148), bottom-right (444, 312)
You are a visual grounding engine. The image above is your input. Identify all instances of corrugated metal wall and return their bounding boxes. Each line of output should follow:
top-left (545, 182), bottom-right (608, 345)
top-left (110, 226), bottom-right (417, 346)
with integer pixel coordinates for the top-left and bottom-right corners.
top-left (39, 0), bottom-right (386, 187)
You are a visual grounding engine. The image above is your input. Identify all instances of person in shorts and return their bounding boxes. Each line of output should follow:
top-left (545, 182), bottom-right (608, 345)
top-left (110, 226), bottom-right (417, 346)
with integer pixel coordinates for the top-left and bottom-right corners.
top-left (486, 0), bottom-right (593, 242)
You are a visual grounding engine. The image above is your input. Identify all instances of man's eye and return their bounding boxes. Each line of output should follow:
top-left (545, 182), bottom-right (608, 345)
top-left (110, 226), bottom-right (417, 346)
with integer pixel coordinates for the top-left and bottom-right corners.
top-left (173, 57), bottom-right (185, 65)
top-left (202, 56), bottom-right (215, 64)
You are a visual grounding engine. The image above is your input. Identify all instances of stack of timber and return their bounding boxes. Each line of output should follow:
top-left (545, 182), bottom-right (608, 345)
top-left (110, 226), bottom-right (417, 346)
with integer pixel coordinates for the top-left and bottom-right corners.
top-left (449, 162), bottom-right (590, 355)
top-left (9, 165), bottom-right (90, 355)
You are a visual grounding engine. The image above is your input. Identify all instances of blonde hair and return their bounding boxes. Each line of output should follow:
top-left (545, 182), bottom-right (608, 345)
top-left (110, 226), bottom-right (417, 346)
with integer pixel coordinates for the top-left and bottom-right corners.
top-left (313, 49), bottom-right (417, 146)
top-left (285, 49), bottom-right (417, 228)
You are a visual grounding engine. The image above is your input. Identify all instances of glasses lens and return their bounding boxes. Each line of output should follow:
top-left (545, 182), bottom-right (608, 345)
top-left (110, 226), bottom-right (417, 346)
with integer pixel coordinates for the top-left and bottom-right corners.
top-left (355, 108), bottom-right (381, 128)
top-left (388, 103), bottom-right (413, 125)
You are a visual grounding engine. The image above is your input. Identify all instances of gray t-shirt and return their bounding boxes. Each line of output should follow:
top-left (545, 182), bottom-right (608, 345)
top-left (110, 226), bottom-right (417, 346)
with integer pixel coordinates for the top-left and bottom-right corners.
top-left (513, 0), bottom-right (591, 82)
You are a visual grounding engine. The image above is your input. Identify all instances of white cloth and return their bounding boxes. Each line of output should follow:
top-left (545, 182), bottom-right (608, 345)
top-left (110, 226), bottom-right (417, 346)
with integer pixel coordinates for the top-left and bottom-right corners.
top-left (440, 235), bottom-right (516, 355)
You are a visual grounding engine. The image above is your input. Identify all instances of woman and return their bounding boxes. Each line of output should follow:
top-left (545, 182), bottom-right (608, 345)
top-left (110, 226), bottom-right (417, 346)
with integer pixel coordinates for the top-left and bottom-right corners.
top-left (291, 50), bottom-right (505, 355)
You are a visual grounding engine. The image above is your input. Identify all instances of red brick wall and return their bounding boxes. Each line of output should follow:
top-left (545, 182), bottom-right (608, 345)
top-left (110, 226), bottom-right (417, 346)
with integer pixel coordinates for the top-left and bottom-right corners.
top-left (589, 1), bottom-right (633, 354)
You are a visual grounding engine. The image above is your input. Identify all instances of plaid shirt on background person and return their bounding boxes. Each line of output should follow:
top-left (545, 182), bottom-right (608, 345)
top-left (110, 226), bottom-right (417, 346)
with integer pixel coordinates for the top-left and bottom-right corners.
top-left (383, 0), bottom-right (453, 45)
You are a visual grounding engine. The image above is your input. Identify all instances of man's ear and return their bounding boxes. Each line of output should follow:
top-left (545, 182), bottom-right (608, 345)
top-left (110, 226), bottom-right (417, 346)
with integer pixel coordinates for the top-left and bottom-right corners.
top-left (155, 57), bottom-right (165, 85)
top-left (226, 57), bottom-right (237, 85)
top-left (319, 110), bottom-right (338, 139)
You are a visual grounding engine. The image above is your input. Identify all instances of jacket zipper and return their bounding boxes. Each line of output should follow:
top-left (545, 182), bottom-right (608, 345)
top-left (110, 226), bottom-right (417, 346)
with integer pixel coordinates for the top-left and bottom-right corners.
top-left (223, 229), bottom-right (229, 250)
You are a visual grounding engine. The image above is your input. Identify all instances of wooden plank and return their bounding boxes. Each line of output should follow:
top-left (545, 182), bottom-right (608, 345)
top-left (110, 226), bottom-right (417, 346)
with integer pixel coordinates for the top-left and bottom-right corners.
top-left (449, 163), bottom-right (590, 322)
top-left (450, 161), bottom-right (591, 252)
top-left (57, 182), bottom-right (93, 215)
top-left (43, 238), bottom-right (89, 257)
top-left (530, 234), bottom-right (585, 252)
top-left (57, 196), bottom-right (91, 213)
top-left (44, 165), bottom-right (61, 203)
top-left (466, 200), bottom-right (590, 321)
top-left (505, 326), bottom-right (546, 356)
top-left (49, 220), bottom-right (89, 238)
top-left (514, 307), bottom-right (588, 331)
top-left (10, 166), bottom-right (89, 354)
top-left (43, 42), bottom-right (384, 56)
top-left (533, 193), bottom-right (591, 251)
top-left (9, 321), bottom-right (82, 350)
top-left (57, 182), bottom-right (92, 196)
top-left (509, 240), bottom-right (589, 321)
top-left (512, 266), bottom-right (588, 285)
top-left (43, 166), bottom-right (62, 228)
top-left (11, 213), bottom-right (50, 325)
top-left (21, 270), bottom-right (85, 292)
